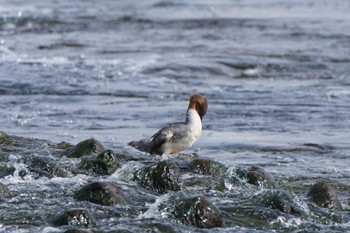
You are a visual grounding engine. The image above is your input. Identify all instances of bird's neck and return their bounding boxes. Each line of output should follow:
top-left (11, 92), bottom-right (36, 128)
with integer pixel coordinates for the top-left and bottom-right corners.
top-left (186, 108), bottom-right (202, 126)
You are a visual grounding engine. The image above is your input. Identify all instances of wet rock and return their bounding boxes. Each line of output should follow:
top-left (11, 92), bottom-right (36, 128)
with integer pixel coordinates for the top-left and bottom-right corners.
top-left (187, 158), bottom-right (227, 176)
top-left (78, 150), bottom-right (121, 175)
top-left (53, 208), bottom-right (96, 228)
top-left (0, 182), bottom-right (13, 198)
top-left (52, 141), bottom-right (74, 150)
top-left (307, 181), bottom-right (343, 210)
top-left (253, 189), bottom-right (307, 217)
top-left (66, 139), bottom-right (104, 158)
top-left (237, 166), bottom-right (278, 189)
top-left (173, 196), bottom-right (223, 228)
top-left (3, 134), bottom-right (49, 150)
top-left (28, 156), bottom-right (68, 178)
top-left (74, 181), bottom-right (128, 206)
top-left (134, 160), bottom-right (182, 194)
top-left (0, 165), bottom-right (15, 178)
top-left (0, 131), bottom-right (11, 145)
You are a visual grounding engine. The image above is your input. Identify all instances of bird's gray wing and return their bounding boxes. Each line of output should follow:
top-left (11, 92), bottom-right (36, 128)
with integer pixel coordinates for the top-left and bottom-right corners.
top-left (149, 126), bottom-right (174, 155)
top-left (128, 123), bottom-right (185, 155)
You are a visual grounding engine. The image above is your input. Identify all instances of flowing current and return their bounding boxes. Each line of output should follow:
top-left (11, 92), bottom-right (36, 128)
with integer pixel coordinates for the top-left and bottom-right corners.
top-left (0, 1), bottom-right (350, 232)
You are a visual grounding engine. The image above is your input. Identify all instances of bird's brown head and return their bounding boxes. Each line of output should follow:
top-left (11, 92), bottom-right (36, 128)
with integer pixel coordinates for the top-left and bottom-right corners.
top-left (188, 94), bottom-right (208, 120)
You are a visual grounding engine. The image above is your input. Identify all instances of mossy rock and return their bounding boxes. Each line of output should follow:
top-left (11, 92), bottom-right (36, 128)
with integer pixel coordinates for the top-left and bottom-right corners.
top-left (307, 181), bottom-right (342, 210)
top-left (134, 160), bottom-right (182, 194)
top-left (187, 158), bottom-right (227, 176)
top-left (173, 196), bottom-right (223, 228)
top-left (66, 139), bottom-right (105, 158)
top-left (28, 156), bottom-right (68, 178)
top-left (74, 182), bottom-right (128, 206)
top-left (253, 189), bottom-right (307, 217)
top-left (53, 208), bottom-right (96, 228)
top-left (237, 166), bottom-right (278, 189)
top-left (78, 150), bottom-right (121, 175)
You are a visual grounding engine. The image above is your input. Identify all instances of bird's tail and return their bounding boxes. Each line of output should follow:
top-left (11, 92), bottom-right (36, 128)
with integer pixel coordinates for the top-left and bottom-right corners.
top-left (128, 139), bottom-right (152, 153)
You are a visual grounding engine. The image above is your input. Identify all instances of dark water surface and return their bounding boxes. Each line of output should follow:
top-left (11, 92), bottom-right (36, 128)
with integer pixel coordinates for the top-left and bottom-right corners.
top-left (1, 1), bottom-right (350, 232)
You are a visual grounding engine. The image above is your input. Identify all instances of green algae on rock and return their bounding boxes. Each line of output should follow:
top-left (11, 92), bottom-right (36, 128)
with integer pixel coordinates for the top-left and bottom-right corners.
top-left (173, 196), bottom-right (223, 229)
top-left (307, 181), bottom-right (343, 210)
top-left (78, 149), bottom-right (121, 175)
top-left (186, 158), bottom-right (228, 176)
top-left (28, 156), bottom-right (69, 178)
top-left (237, 166), bottom-right (279, 189)
top-left (66, 139), bottom-right (105, 158)
top-left (134, 160), bottom-right (182, 194)
top-left (74, 181), bottom-right (128, 206)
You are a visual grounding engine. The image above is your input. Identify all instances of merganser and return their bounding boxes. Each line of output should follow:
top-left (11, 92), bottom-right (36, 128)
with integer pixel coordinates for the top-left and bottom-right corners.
top-left (128, 94), bottom-right (208, 155)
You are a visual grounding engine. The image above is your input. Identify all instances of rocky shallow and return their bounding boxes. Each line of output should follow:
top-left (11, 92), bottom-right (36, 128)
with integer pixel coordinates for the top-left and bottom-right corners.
top-left (0, 131), bottom-right (349, 232)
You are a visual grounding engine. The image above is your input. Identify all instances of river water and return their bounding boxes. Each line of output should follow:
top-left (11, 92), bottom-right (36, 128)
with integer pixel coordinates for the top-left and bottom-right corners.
top-left (0, 1), bottom-right (350, 232)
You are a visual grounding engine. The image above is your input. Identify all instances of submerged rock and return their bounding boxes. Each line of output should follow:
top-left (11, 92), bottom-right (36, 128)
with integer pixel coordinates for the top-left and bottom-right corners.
top-left (74, 181), bottom-right (128, 206)
top-left (78, 150), bottom-right (121, 175)
top-left (27, 156), bottom-right (69, 178)
top-left (237, 166), bottom-right (278, 189)
top-left (187, 158), bottom-right (227, 176)
top-left (307, 181), bottom-right (343, 210)
top-left (0, 165), bottom-right (15, 178)
top-left (134, 160), bottom-right (182, 194)
top-left (53, 208), bottom-right (96, 228)
top-left (66, 139), bottom-right (104, 158)
top-left (173, 196), bottom-right (223, 229)
top-left (183, 176), bottom-right (226, 192)
top-left (253, 189), bottom-right (307, 217)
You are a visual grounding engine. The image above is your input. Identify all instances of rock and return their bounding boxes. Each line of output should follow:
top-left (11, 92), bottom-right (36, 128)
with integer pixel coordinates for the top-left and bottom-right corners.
top-left (66, 139), bottom-right (105, 158)
top-left (78, 150), bottom-right (121, 175)
top-left (52, 141), bottom-right (74, 150)
top-left (187, 158), bottom-right (227, 176)
top-left (237, 166), bottom-right (278, 189)
top-left (173, 196), bottom-right (223, 228)
top-left (53, 208), bottom-right (96, 228)
top-left (28, 156), bottom-right (68, 178)
top-left (0, 131), bottom-right (11, 145)
top-left (74, 182), bottom-right (128, 206)
top-left (253, 189), bottom-right (307, 217)
top-left (307, 181), bottom-right (343, 210)
top-left (0, 165), bottom-right (15, 178)
top-left (134, 160), bottom-right (182, 194)
top-left (0, 182), bottom-right (13, 198)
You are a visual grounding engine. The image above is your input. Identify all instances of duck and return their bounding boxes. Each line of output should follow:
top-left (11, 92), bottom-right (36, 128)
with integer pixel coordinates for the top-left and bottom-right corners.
top-left (128, 94), bottom-right (208, 155)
